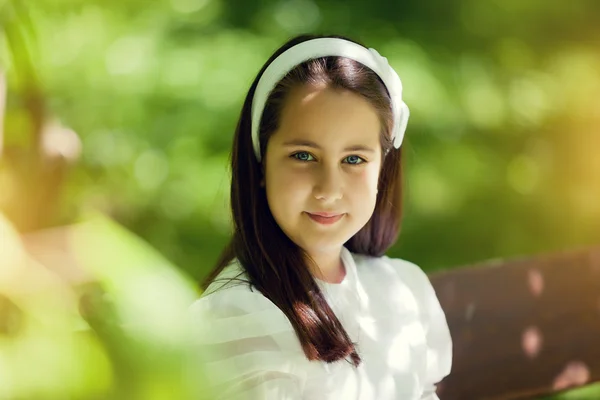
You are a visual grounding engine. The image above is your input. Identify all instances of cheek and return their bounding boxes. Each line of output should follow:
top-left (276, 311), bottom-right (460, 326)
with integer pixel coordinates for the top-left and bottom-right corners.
top-left (265, 164), bottom-right (311, 213)
top-left (345, 166), bottom-right (380, 217)
top-left (353, 165), bottom-right (380, 194)
top-left (268, 165), bottom-right (310, 193)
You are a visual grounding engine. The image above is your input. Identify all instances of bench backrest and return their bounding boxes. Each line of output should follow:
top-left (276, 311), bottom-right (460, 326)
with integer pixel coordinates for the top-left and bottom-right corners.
top-left (429, 246), bottom-right (600, 399)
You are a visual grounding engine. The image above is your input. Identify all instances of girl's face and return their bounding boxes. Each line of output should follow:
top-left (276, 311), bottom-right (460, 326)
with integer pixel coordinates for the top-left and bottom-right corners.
top-left (264, 84), bottom-right (383, 257)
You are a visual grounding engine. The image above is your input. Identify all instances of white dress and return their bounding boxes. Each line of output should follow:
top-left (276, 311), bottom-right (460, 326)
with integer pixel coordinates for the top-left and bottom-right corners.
top-left (187, 247), bottom-right (452, 400)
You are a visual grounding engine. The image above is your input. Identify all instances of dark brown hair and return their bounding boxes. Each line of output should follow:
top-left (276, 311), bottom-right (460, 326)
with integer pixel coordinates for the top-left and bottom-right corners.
top-left (201, 34), bottom-right (404, 367)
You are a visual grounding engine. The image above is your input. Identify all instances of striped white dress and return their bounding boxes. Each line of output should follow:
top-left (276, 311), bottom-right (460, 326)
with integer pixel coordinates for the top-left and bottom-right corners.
top-left (187, 247), bottom-right (452, 400)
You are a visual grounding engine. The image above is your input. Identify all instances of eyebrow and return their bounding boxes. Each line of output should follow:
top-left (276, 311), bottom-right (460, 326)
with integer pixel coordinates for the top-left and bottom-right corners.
top-left (281, 139), bottom-right (376, 153)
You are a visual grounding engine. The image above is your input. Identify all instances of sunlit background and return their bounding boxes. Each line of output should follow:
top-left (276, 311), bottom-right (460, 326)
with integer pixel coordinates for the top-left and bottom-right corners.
top-left (0, 0), bottom-right (599, 398)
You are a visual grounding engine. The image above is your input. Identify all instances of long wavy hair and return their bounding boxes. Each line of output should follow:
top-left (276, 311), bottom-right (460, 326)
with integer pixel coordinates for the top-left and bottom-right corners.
top-left (201, 33), bottom-right (404, 367)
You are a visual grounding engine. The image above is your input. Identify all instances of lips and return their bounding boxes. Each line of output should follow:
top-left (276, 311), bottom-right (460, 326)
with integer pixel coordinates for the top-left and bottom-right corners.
top-left (305, 212), bottom-right (345, 225)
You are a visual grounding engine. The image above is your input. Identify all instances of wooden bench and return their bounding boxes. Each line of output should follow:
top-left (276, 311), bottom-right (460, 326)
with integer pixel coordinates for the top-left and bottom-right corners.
top-left (430, 246), bottom-right (600, 399)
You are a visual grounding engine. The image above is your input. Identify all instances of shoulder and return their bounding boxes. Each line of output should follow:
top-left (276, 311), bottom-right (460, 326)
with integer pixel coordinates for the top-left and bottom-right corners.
top-left (189, 262), bottom-right (294, 344)
top-left (382, 255), bottom-right (437, 309)
top-left (195, 260), bottom-right (268, 312)
top-left (353, 252), bottom-right (435, 308)
top-left (355, 252), bottom-right (427, 278)
top-left (187, 264), bottom-right (307, 398)
top-left (352, 251), bottom-right (448, 336)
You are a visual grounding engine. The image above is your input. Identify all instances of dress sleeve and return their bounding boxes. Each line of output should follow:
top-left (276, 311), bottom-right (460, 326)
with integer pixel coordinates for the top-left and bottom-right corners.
top-left (186, 284), bottom-right (306, 400)
top-left (390, 258), bottom-right (453, 400)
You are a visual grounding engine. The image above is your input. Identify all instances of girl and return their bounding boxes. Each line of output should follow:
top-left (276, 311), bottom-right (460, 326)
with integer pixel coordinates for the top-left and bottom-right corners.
top-left (188, 33), bottom-right (453, 400)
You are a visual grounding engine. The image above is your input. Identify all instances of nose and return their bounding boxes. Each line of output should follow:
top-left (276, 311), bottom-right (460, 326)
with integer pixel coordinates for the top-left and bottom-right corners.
top-left (313, 164), bottom-right (343, 203)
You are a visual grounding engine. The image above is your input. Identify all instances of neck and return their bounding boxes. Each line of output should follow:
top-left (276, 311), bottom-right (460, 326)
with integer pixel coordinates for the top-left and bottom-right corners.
top-left (306, 247), bottom-right (346, 284)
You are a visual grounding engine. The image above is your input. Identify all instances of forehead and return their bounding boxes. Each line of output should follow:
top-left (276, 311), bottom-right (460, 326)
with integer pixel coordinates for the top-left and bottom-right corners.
top-left (270, 84), bottom-right (381, 148)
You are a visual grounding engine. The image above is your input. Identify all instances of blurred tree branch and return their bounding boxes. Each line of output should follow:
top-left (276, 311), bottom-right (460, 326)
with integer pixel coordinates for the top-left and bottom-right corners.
top-left (0, 0), bottom-right (81, 232)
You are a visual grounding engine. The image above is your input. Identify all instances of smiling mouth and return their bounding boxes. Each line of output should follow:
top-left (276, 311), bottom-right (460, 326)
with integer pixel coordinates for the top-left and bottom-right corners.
top-left (305, 212), bottom-right (345, 225)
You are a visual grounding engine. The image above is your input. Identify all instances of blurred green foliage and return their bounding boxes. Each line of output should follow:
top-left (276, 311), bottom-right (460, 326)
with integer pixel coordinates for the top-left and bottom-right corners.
top-left (1, 0), bottom-right (600, 398)
top-left (0, 212), bottom-right (206, 399)
top-left (3, 0), bottom-right (599, 276)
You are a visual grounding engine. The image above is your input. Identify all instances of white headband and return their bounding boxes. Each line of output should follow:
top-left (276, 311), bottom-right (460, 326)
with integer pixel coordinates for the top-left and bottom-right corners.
top-left (251, 38), bottom-right (410, 162)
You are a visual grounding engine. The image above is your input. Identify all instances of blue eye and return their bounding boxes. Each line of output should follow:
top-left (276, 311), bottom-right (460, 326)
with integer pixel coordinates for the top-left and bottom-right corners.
top-left (344, 155), bottom-right (365, 165)
top-left (292, 151), bottom-right (314, 162)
